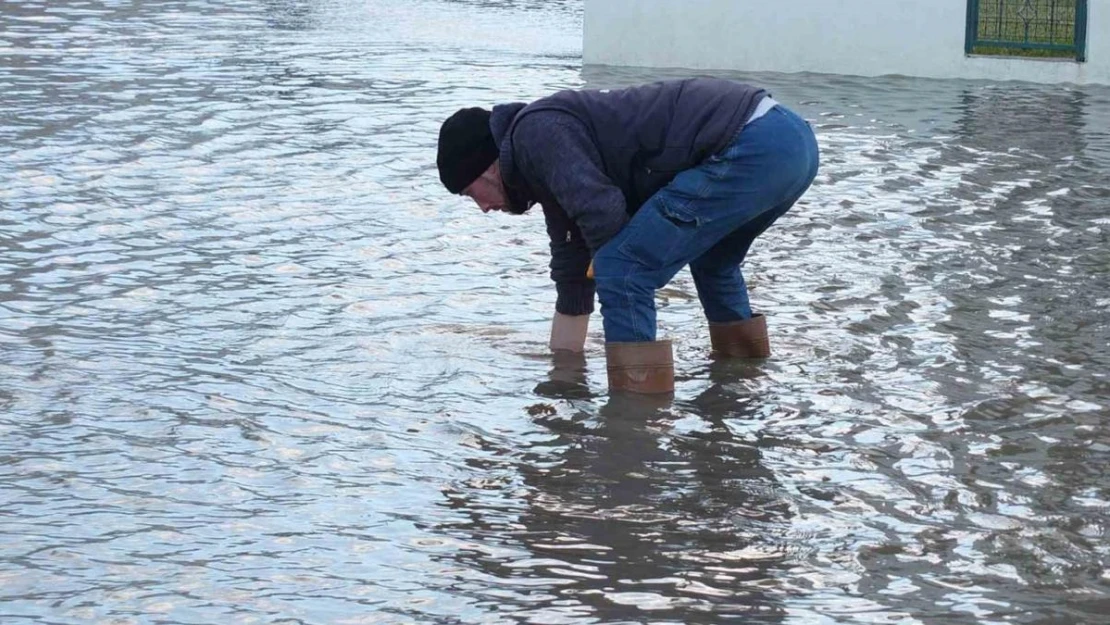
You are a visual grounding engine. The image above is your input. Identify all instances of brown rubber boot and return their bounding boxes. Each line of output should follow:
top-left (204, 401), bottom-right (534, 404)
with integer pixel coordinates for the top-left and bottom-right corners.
top-left (709, 314), bottom-right (771, 358)
top-left (605, 340), bottom-right (674, 394)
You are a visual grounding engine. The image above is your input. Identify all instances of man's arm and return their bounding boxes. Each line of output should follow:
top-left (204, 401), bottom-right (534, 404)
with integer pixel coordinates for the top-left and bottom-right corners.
top-left (515, 113), bottom-right (629, 352)
top-left (514, 113), bottom-right (630, 254)
top-left (541, 203), bottom-right (592, 352)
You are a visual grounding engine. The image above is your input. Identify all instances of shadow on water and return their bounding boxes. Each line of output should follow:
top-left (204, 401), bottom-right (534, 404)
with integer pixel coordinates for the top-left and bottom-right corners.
top-left (428, 355), bottom-right (790, 623)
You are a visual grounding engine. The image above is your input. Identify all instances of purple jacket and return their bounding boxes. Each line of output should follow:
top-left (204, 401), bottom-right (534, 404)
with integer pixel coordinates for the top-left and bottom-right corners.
top-left (489, 78), bottom-right (768, 315)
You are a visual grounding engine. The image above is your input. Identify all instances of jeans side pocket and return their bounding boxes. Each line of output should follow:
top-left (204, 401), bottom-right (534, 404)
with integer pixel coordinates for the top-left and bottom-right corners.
top-left (618, 200), bottom-right (699, 270)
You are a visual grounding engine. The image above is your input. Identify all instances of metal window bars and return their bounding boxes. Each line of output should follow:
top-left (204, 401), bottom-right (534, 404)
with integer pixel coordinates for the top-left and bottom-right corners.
top-left (965, 0), bottom-right (1088, 61)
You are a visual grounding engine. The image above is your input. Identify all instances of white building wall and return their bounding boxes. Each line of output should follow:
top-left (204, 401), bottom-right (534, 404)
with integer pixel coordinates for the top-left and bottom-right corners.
top-left (584, 0), bottom-right (1110, 85)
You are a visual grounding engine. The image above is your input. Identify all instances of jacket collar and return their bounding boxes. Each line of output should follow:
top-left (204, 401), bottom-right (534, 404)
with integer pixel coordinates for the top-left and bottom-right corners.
top-left (490, 102), bottom-right (534, 214)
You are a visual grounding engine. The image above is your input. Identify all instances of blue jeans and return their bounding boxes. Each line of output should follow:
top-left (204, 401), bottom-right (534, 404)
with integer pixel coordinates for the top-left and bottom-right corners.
top-left (593, 105), bottom-right (819, 343)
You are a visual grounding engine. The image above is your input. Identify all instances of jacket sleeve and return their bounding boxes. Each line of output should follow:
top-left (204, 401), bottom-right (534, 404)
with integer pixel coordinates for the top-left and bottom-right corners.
top-left (512, 112), bottom-right (630, 254)
top-left (540, 202), bottom-right (594, 315)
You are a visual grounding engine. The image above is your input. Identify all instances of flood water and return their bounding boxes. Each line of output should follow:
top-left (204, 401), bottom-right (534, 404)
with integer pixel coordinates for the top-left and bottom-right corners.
top-left (2, 1), bottom-right (1109, 623)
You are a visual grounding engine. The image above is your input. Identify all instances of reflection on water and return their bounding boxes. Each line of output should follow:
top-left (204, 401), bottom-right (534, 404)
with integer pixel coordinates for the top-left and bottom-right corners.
top-left (436, 356), bottom-right (788, 622)
top-left (2, 0), bottom-right (1108, 623)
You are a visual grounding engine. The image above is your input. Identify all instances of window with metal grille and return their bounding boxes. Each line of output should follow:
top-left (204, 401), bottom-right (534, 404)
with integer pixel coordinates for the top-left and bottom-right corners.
top-left (965, 0), bottom-right (1088, 61)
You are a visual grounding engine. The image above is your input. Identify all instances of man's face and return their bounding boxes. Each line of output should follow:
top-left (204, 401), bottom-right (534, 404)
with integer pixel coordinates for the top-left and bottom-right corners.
top-left (461, 162), bottom-right (510, 213)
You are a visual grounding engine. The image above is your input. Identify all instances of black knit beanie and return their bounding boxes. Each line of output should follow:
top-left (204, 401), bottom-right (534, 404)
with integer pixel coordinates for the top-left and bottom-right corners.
top-left (437, 107), bottom-right (499, 194)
